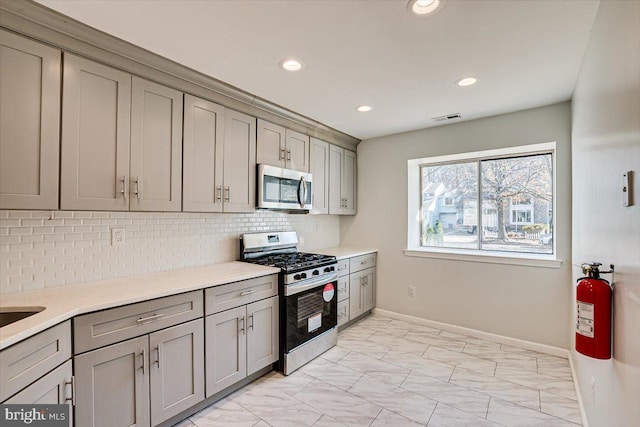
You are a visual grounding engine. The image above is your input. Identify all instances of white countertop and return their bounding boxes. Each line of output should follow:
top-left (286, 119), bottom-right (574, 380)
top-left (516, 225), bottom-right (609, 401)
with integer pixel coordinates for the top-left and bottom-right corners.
top-left (0, 262), bottom-right (279, 350)
top-left (314, 246), bottom-right (378, 260)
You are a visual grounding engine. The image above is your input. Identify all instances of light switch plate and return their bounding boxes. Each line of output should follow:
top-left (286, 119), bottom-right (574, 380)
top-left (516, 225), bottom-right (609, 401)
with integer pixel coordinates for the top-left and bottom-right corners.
top-left (111, 227), bottom-right (125, 246)
top-left (623, 171), bottom-right (633, 207)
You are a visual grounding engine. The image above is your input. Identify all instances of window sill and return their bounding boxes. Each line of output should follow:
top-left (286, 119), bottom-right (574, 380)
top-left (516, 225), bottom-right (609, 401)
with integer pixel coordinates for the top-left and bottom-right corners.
top-left (403, 248), bottom-right (563, 269)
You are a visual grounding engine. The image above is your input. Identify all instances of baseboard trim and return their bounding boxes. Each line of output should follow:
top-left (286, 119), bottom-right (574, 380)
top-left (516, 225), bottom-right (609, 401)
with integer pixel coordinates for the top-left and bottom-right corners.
top-left (568, 351), bottom-right (589, 427)
top-left (372, 308), bottom-right (569, 358)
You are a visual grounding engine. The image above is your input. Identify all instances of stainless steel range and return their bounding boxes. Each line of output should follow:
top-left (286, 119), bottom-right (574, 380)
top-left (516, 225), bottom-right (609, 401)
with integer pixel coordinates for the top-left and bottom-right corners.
top-left (240, 231), bottom-right (338, 375)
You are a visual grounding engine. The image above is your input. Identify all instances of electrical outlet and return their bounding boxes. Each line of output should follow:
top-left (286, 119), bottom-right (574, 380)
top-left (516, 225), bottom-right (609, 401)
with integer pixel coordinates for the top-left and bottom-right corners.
top-left (590, 376), bottom-right (596, 403)
top-left (408, 286), bottom-right (416, 297)
top-left (111, 227), bottom-right (125, 246)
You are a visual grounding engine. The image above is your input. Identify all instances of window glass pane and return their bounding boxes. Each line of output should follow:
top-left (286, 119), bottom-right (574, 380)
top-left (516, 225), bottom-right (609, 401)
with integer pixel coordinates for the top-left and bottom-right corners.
top-left (480, 154), bottom-right (553, 254)
top-left (420, 162), bottom-right (478, 249)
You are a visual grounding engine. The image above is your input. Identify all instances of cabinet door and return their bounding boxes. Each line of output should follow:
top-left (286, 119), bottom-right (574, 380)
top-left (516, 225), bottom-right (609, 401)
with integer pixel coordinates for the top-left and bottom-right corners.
top-left (246, 296), bottom-right (279, 376)
top-left (0, 30), bottom-right (60, 210)
top-left (337, 276), bottom-right (349, 302)
top-left (60, 53), bottom-right (131, 211)
top-left (337, 300), bottom-right (349, 327)
top-left (223, 109), bottom-right (256, 212)
top-left (182, 94), bottom-right (224, 212)
top-left (74, 336), bottom-right (150, 427)
top-left (362, 268), bottom-right (376, 312)
top-left (328, 145), bottom-right (344, 214)
top-left (342, 149), bottom-right (357, 215)
top-left (130, 77), bottom-right (183, 212)
top-left (285, 129), bottom-right (310, 172)
top-left (205, 306), bottom-right (247, 396)
top-left (256, 119), bottom-right (286, 168)
top-left (309, 137), bottom-right (329, 214)
top-left (149, 320), bottom-right (204, 426)
top-left (349, 270), bottom-right (365, 320)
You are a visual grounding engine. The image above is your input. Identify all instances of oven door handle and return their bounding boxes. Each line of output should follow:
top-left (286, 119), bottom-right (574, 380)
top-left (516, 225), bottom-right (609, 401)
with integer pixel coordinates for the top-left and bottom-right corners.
top-left (285, 272), bottom-right (338, 296)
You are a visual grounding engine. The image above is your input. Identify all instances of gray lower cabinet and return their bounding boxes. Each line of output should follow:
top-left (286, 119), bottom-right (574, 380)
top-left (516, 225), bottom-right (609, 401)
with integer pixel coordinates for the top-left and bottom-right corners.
top-left (349, 267), bottom-right (376, 320)
top-left (205, 295), bottom-right (278, 397)
top-left (74, 319), bottom-right (204, 427)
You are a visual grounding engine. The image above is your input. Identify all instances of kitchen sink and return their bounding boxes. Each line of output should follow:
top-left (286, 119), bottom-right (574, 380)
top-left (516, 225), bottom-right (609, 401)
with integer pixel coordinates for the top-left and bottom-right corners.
top-left (0, 307), bottom-right (45, 328)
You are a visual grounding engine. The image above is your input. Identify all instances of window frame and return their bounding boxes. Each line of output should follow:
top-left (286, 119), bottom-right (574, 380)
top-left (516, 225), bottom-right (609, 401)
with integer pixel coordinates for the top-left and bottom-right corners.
top-left (406, 142), bottom-right (561, 268)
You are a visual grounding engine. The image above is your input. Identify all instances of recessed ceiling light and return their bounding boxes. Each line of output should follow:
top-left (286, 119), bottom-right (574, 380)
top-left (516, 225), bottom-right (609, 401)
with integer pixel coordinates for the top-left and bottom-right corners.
top-left (408, 0), bottom-right (441, 15)
top-left (281, 59), bottom-right (303, 71)
top-left (457, 77), bottom-right (477, 87)
top-left (356, 105), bottom-right (373, 112)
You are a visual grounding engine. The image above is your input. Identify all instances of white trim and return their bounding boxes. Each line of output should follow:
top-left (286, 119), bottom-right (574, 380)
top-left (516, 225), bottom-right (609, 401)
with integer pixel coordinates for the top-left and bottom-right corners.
top-left (407, 141), bottom-right (558, 262)
top-left (403, 248), bottom-right (563, 268)
top-left (568, 352), bottom-right (589, 427)
top-left (372, 308), bottom-right (569, 358)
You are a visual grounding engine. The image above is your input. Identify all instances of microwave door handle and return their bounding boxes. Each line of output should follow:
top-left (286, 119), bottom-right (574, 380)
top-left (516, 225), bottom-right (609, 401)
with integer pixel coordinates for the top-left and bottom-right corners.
top-left (298, 176), bottom-right (307, 206)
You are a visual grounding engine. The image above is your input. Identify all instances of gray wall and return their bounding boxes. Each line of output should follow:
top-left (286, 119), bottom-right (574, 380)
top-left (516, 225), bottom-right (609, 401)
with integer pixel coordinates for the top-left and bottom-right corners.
top-left (341, 102), bottom-right (572, 348)
top-left (571, 1), bottom-right (640, 425)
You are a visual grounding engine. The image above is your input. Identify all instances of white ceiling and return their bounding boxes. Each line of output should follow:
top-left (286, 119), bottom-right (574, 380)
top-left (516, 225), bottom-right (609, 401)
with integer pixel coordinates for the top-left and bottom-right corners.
top-left (36, 0), bottom-right (599, 140)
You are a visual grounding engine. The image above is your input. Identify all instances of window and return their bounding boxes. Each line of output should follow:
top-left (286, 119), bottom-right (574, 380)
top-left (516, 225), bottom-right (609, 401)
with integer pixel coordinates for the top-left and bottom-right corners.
top-left (407, 143), bottom-right (556, 263)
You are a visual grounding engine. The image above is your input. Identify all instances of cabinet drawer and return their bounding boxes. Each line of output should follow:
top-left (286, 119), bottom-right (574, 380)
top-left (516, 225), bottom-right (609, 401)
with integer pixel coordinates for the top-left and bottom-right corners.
top-left (74, 291), bottom-right (203, 354)
top-left (1, 321), bottom-right (71, 402)
top-left (205, 274), bottom-right (278, 315)
top-left (336, 259), bottom-right (350, 277)
top-left (350, 253), bottom-right (376, 273)
top-left (337, 300), bottom-right (349, 327)
top-left (337, 276), bottom-right (349, 302)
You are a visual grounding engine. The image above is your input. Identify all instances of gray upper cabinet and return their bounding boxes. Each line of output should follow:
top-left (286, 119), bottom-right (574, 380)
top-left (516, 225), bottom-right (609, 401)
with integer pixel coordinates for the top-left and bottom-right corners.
top-left (309, 137), bottom-right (329, 214)
top-left (256, 119), bottom-right (286, 168)
top-left (0, 30), bottom-right (61, 210)
top-left (182, 94), bottom-right (225, 212)
top-left (61, 56), bottom-right (184, 212)
top-left (222, 109), bottom-right (257, 213)
top-left (329, 145), bottom-right (357, 215)
top-left (130, 77), bottom-right (183, 212)
top-left (285, 129), bottom-right (310, 172)
top-left (257, 119), bottom-right (310, 172)
top-left (183, 95), bottom-right (256, 213)
top-left (60, 53), bottom-right (132, 211)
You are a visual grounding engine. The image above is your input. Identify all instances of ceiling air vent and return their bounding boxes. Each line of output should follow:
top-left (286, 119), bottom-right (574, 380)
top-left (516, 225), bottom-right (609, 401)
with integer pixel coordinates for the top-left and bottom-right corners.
top-left (432, 113), bottom-right (462, 122)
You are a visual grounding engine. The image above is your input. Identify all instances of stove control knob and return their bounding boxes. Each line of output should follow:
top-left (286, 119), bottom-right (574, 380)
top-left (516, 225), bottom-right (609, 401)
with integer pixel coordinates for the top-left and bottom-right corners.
top-left (300, 273), bottom-right (307, 279)
top-left (324, 266), bottom-right (334, 273)
top-left (294, 274), bottom-right (301, 280)
top-left (312, 270), bottom-right (319, 276)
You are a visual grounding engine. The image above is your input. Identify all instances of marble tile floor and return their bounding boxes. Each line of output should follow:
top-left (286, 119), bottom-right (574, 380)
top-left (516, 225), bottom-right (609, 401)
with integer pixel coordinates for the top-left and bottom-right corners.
top-left (174, 314), bottom-right (581, 427)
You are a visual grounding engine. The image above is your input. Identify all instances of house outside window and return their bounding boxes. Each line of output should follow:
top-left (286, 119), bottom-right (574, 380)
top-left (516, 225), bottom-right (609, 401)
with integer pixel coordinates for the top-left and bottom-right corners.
top-left (407, 143), bottom-right (556, 259)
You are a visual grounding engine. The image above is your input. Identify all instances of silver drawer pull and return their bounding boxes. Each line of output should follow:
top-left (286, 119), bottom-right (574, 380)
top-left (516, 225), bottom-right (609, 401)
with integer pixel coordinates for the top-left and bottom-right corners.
top-left (64, 376), bottom-right (76, 407)
top-left (360, 260), bottom-right (367, 265)
top-left (137, 313), bottom-right (164, 323)
top-left (240, 290), bottom-right (256, 296)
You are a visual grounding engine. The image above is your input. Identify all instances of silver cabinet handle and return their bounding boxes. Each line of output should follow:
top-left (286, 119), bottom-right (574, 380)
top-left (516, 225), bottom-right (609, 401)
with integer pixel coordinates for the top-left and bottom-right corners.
top-left (279, 147), bottom-right (286, 160)
top-left (360, 260), bottom-right (367, 265)
top-left (132, 176), bottom-right (141, 199)
top-left (120, 176), bottom-right (128, 200)
top-left (240, 289), bottom-right (255, 296)
top-left (249, 313), bottom-right (254, 330)
top-left (64, 376), bottom-right (76, 406)
top-left (140, 349), bottom-right (146, 374)
top-left (287, 149), bottom-right (291, 161)
top-left (216, 185), bottom-right (222, 202)
top-left (154, 345), bottom-right (161, 368)
top-left (225, 186), bottom-right (230, 202)
top-left (239, 316), bottom-right (245, 335)
top-left (137, 313), bottom-right (164, 323)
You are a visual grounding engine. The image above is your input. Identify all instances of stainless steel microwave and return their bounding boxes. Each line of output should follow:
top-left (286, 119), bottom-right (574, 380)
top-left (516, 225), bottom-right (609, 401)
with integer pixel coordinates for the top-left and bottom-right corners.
top-left (257, 164), bottom-right (312, 212)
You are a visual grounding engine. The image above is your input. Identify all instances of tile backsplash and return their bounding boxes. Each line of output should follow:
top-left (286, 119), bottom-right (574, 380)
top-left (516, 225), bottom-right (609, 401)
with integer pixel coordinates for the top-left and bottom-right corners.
top-left (0, 210), bottom-right (340, 294)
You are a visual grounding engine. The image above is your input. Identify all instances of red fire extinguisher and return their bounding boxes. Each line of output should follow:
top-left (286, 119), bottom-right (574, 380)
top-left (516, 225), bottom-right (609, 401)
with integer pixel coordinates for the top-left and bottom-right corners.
top-left (576, 262), bottom-right (614, 359)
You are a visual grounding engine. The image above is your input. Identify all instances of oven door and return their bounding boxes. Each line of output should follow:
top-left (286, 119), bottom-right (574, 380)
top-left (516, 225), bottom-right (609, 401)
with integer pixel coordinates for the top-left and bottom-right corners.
top-left (283, 278), bottom-right (338, 353)
top-left (258, 164), bottom-right (312, 211)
